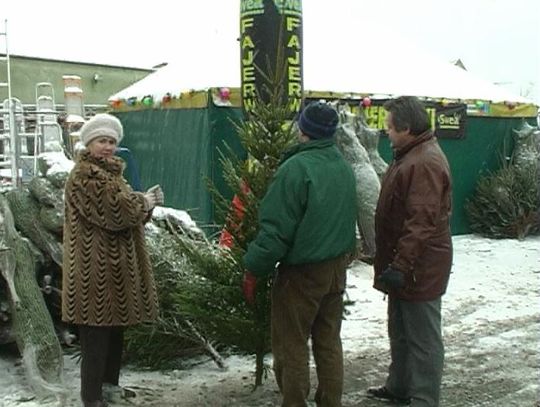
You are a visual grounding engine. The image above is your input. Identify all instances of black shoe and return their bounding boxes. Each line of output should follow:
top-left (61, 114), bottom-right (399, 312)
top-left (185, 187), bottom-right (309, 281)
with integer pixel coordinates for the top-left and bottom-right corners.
top-left (83, 400), bottom-right (108, 407)
top-left (103, 384), bottom-right (137, 402)
top-left (367, 386), bottom-right (411, 405)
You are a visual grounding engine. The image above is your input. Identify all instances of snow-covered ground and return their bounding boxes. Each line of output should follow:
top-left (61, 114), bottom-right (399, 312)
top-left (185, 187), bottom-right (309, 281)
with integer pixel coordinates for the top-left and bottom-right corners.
top-left (0, 234), bottom-right (539, 407)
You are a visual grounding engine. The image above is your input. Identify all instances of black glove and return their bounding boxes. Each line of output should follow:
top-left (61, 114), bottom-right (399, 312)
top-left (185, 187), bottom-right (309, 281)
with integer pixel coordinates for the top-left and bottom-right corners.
top-left (377, 266), bottom-right (405, 289)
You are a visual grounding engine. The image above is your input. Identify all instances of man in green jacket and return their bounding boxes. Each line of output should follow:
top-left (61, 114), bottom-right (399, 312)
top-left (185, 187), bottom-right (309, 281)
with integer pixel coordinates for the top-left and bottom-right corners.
top-left (243, 101), bottom-right (358, 407)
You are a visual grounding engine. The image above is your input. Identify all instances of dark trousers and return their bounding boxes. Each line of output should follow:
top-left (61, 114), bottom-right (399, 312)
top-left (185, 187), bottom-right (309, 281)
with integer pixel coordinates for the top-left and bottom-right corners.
top-left (78, 325), bottom-right (124, 402)
top-left (271, 254), bottom-right (350, 407)
top-left (385, 296), bottom-right (444, 407)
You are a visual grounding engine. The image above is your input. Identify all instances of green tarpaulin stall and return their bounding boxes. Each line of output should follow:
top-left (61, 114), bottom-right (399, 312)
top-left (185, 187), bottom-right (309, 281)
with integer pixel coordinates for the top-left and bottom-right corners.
top-left (108, 40), bottom-right (538, 236)
top-left (110, 87), bottom-right (537, 235)
top-left (114, 93), bottom-right (245, 232)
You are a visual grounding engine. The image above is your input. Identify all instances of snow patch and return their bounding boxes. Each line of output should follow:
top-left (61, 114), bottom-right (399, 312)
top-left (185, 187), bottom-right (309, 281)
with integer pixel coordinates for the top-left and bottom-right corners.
top-left (152, 206), bottom-right (201, 234)
top-left (0, 234), bottom-right (539, 406)
top-left (38, 152), bottom-right (74, 175)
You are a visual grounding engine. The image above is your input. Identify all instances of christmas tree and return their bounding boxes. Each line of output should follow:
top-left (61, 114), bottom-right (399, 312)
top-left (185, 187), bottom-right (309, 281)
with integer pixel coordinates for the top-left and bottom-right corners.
top-left (172, 64), bottom-right (297, 386)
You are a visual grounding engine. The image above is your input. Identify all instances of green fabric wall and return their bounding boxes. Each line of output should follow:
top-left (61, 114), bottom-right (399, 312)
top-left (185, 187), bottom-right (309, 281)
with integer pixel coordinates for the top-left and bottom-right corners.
top-left (208, 104), bottom-right (246, 231)
top-left (115, 105), bottom-right (245, 230)
top-left (117, 105), bottom-right (528, 236)
top-left (379, 116), bottom-right (525, 234)
top-left (116, 108), bottom-right (212, 226)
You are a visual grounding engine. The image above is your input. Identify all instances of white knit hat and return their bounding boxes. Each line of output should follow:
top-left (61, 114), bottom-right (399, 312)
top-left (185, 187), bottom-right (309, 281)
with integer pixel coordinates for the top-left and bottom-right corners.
top-left (80, 113), bottom-right (124, 146)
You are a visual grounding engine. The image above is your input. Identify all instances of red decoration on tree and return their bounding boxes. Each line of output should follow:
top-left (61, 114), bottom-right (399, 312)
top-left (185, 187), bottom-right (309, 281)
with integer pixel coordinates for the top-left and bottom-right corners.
top-left (219, 181), bottom-right (251, 248)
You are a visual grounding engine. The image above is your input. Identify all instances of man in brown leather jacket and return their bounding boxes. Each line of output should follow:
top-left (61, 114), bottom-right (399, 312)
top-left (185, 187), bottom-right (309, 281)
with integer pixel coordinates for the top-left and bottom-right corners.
top-left (367, 96), bottom-right (452, 407)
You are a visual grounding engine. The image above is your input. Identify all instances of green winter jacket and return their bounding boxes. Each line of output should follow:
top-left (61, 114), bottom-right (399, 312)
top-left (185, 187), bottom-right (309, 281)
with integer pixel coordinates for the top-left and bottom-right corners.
top-left (243, 138), bottom-right (357, 277)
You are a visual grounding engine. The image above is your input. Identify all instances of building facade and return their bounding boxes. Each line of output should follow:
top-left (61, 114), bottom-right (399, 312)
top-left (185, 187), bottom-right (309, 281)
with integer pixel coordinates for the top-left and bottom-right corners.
top-left (1, 54), bottom-right (153, 107)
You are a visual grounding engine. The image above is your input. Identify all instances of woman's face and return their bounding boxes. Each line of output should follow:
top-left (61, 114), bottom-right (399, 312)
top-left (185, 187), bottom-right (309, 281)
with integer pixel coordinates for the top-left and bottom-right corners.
top-left (87, 136), bottom-right (117, 159)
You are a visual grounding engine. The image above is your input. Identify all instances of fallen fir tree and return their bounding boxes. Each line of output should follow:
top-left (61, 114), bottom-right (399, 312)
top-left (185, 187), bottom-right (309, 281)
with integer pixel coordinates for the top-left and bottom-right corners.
top-left (466, 161), bottom-right (539, 239)
top-left (466, 121), bottom-right (540, 239)
top-left (0, 154), bottom-right (226, 400)
top-left (0, 192), bottom-right (66, 403)
top-left (122, 217), bottom-right (226, 370)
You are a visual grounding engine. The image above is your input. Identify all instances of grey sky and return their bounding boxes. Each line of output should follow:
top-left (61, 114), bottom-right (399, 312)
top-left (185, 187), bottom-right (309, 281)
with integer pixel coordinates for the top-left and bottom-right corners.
top-left (2, 0), bottom-right (539, 103)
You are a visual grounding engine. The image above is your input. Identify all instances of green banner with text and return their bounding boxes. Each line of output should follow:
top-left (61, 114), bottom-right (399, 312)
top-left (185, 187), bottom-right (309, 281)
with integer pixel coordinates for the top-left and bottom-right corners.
top-left (363, 100), bottom-right (467, 139)
top-left (240, 0), bottom-right (303, 115)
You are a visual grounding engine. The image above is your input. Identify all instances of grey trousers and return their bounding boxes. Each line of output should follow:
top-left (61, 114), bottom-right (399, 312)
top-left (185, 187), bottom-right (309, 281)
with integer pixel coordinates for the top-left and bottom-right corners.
top-left (271, 254), bottom-right (350, 407)
top-left (385, 296), bottom-right (444, 407)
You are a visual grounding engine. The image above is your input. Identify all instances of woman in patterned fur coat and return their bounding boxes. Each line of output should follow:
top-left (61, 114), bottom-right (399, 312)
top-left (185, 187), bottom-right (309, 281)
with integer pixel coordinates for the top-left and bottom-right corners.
top-left (62, 113), bottom-right (162, 407)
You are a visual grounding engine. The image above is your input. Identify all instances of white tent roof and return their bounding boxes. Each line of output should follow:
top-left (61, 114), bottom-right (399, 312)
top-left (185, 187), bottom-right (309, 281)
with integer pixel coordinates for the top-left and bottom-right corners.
top-left (110, 37), bottom-right (532, 104)
top-left (306, 43), bottom-right (532, 103)
top-left (110, 58), bottom-right (240, 102)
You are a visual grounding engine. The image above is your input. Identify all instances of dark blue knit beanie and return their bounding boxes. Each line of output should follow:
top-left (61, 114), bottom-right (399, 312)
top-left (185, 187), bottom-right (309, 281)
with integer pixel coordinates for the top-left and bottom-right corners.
top-left (298, 102), bottom-right (339, 139)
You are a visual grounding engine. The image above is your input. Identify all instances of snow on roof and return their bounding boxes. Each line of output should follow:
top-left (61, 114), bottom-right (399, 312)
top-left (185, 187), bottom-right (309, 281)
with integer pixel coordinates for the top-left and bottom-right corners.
top-left (110, 57), bottom-right (240, 102)
top-left (110, 36), bottom-right (533, 105)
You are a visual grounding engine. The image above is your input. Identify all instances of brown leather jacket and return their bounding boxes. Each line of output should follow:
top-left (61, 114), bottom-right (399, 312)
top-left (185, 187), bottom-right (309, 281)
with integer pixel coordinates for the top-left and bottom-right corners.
top-left (374, 131), bottom-right (452, 301)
